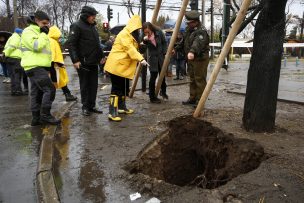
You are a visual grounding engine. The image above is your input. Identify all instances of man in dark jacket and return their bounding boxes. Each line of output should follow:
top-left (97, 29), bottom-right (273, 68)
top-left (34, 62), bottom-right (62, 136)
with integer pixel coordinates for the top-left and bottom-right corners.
top-left (68, 6), bottom-right (104, 116)
top-left (182, 10), bottom-right (210, 106)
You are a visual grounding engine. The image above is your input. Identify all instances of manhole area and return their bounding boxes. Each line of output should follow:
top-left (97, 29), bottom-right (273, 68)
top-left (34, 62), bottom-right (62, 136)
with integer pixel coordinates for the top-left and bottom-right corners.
top-left (127, 115), bottom-right (265, 189)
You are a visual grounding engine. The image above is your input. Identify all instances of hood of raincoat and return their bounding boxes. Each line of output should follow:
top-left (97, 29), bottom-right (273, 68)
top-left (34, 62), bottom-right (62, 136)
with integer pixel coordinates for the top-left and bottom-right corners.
top-left (48, 26), bottom-right (64, 64)
top-left (124, 15), bottom-right (142, 35)
top-left (104, 15), bottom-right (144, 79)
top-left (48, 26), bottom-right (61, 40)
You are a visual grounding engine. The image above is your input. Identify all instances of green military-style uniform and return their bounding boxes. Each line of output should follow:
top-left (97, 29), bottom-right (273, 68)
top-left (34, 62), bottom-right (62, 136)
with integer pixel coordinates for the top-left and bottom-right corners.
top-left (183, 11), bottom-right (210, 103)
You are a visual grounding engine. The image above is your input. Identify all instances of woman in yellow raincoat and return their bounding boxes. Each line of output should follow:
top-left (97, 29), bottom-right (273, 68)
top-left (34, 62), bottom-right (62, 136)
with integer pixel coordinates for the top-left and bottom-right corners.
top-left (48, 25), bottom-right (77, 101)
top-left (104, 15), bottom-right (149, 121)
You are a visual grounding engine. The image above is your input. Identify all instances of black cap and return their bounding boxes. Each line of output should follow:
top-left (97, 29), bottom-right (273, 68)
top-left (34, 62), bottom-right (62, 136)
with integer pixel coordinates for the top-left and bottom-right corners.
top-left (185, 10), bottom-right (200, 23)
top-left (34, 10), bottom-right (50, 21)
top-left (81, 6), bottom-right (98, 16)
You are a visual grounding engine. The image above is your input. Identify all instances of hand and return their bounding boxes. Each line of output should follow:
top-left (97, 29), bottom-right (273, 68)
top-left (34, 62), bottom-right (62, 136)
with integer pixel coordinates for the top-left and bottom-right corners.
top-left (73, 61), bottom-right (81, 69)
top-left (100, 57), bottom-right (106, 64)
top-left (40, 26), bottom-right (49, 34)
top-left (187, 52), bottom-right (195, 60)
top-left (140, 59), bottom-right (150, 67)
top-left (143, 36), bottom-right (149, 41)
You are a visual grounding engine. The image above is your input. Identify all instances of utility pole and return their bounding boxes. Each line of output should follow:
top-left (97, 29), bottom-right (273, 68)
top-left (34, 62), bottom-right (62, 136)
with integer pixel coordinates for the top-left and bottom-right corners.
top-left (141, 0), bottom-right (147, 92)
top-left (210, 0), bottom-right (214, 59)
top-left (222, 0), bottom-right (231, 69)
top-left (13, 0), bottom-right (18, 27)
top-left (201, 0), bottom-right (205, 26)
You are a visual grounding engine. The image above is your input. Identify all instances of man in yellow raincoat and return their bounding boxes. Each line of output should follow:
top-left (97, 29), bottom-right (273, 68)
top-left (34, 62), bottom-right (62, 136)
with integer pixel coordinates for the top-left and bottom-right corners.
top-left (104, 15), bottom-right (149, 121)
top-left (48, 25), bottom-right (77, 102)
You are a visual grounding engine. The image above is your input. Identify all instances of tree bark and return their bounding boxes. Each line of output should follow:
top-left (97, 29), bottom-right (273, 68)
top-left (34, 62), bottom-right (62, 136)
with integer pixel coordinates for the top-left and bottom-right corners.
top-left (242, 0), bottom-right (287, 132)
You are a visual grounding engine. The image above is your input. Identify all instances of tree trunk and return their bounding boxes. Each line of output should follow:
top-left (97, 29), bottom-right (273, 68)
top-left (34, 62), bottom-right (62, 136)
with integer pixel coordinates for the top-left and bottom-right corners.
top-left (6, 0), bottom-right (11, 17)
top-left (242, 0), bottom-right (287, 132)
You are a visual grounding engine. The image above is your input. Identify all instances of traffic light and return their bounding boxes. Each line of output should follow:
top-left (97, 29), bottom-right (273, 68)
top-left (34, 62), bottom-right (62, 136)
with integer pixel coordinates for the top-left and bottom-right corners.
top-left (189, 0), bottom-right (198, 10)
top-left (107, 5), bottom-right (113, 22)
top-left (103, 22), bottom-right (109, 32)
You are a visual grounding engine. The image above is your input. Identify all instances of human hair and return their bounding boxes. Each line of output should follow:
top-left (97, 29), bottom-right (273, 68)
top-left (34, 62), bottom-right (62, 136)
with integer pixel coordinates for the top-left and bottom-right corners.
top-left (142, 22), bottom-right (160, 33)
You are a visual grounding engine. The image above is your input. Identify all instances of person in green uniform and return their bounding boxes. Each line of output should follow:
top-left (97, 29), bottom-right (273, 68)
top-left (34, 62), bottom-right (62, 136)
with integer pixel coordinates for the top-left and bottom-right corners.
top-left (182, 10), bottom-right (210, 106)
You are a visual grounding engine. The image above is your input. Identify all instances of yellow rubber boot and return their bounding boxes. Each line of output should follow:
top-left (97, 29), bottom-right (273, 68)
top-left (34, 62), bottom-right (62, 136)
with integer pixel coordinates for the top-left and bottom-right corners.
top-left (108, 95), bottom-right (122, 121)
top-left (118, 96), bottom-right (134, 114)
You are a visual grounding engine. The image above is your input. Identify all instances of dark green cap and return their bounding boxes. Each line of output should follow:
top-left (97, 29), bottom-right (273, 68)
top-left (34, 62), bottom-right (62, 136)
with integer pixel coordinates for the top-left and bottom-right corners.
top-left (185, 10), bottom-right (200, 22)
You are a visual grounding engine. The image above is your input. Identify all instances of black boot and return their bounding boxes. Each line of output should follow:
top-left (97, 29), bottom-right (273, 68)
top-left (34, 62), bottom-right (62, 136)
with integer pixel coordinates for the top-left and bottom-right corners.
top-left (31, 111), bottom-right (41, 126)
top-left (108, 95), bottom-right (121, 121)
top-left (118, 96), bottom-right (134, 114)
top-left (64, 92), bottom-right (77, 101)
top-left (40, 108), bottom-right (61, 125)
top-left (160, 90), bottom-right (169, 100)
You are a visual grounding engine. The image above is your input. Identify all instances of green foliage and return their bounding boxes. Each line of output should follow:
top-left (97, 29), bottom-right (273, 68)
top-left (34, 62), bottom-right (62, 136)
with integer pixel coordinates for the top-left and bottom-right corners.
top-left (289, 26), bottom-right (297, 39)
top-left (156, 14), bottom-right (170, 28)
top-left (213, 32), bottom-right (221, 42)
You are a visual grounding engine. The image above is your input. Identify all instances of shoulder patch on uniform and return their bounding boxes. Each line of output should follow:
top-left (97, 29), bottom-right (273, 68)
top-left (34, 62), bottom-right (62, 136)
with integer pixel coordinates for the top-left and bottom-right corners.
top-left (199, 35), bottom-right (204, 40)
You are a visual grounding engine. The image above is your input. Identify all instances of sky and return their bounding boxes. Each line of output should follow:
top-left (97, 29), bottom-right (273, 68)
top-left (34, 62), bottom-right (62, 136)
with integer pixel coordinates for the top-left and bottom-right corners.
top-left (93, 0), bottom-right (303, 28)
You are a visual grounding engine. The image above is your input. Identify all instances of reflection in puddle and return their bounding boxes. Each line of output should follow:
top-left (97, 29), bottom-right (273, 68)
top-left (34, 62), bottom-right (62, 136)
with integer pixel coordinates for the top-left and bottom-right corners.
top-left (54, 116), bottom-right (106, 202)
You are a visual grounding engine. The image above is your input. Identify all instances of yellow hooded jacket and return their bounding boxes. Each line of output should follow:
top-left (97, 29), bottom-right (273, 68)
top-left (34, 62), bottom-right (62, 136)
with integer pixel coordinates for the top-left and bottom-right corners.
top-left (48, 26), bottom-right (64, 64)
top-left (104, 15), bottom-right (144, 79)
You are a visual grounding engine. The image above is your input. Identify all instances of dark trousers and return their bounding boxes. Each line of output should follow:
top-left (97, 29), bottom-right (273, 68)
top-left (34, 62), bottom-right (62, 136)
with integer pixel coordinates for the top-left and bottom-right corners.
top-left (7, 58), bottom-right (22, 92)
top-left (110, 73), bottom-right (129, 96)
top-left (1, 62), bottom-right (10, 77)
top-left (61, 86), bottom-right (70, 94)
top-left (175, 59), bottom-right (185, 78)
top-left (149, 65), bottom-right (166, 99)
top-left (26, 67), bottom-right (56, 112)
top-left (77, 65), bottom-right (98, 110)
top-left (23, 70), bottom-right (28, 90)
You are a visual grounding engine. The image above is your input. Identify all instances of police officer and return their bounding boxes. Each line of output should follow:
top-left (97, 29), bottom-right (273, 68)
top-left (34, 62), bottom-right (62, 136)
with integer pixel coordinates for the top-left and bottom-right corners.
top-left (21, 11), bottom-right (60, 126)
top-left (182, 10), bottom-right (210, 106)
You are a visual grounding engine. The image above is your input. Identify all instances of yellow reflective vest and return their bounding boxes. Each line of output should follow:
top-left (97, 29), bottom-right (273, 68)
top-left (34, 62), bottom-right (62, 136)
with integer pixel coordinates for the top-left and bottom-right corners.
top-left (21, 24), bottom-right (52, 71)
top-left (3, 33), bottom-right (22, 59)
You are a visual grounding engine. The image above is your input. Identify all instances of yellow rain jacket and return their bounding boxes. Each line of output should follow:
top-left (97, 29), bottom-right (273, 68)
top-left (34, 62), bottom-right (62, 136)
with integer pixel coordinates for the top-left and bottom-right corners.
top-left (48, 26), bottom-right (69, 88)
top-left (48, 26), bottom-right (64, 64)
top-left (104, 15), bottom-right (144, 79)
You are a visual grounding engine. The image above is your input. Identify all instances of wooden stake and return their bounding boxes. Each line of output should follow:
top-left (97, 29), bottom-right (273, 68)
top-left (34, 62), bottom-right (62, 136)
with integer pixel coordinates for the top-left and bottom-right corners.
top-left (151, 0), bottom-right (162, 24)
top-left (193, 0), bottom-right (252, 118)
top-left (155, 0), bottom-right (190, 95)
top-left (129, 64), bottom-right (142, 98)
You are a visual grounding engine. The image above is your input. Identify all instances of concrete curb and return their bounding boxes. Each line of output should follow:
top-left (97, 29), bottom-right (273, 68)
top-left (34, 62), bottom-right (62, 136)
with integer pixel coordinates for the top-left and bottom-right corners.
top-left (36, 101), bottom-right (76, 203)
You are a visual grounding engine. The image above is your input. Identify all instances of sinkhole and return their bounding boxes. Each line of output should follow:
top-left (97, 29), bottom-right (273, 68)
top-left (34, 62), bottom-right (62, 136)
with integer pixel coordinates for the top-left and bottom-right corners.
top-left (126, 115), bottom-right (265, 189)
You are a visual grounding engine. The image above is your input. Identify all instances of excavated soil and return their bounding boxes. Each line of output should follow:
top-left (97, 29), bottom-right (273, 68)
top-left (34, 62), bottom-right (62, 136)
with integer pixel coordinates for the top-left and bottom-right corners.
top-left (126, 115), bottom-right (265, 190)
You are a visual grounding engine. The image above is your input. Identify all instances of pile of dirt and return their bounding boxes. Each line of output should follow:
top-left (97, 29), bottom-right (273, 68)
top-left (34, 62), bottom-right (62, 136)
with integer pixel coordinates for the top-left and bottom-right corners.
top-left (126, 115), bottom-right (265, 189)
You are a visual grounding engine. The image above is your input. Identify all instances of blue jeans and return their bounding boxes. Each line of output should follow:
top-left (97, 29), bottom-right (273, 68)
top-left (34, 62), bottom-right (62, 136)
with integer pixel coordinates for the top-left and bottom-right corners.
top-left (0, 62), bottom-right (10, 77)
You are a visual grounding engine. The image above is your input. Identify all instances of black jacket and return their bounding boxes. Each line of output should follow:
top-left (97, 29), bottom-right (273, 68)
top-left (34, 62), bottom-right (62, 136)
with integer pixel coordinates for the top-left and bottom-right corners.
top-left (68, 17), bottom-right (103, 66)
top-left (142, 29), bottom-right (167, 72)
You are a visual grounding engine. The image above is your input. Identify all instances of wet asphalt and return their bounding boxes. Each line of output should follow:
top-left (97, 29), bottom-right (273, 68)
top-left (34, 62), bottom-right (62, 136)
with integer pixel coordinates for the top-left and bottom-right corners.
top-left (0, 58), bottom-right (303, 202)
